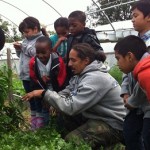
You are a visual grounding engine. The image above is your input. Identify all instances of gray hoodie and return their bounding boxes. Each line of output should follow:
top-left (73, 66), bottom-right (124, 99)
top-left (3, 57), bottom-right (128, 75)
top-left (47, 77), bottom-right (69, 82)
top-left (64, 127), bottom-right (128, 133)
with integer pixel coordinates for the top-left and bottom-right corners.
top-left (43, 60), bottom-right (126, 131)
top-left (16, 32), bottom-right (43, 80)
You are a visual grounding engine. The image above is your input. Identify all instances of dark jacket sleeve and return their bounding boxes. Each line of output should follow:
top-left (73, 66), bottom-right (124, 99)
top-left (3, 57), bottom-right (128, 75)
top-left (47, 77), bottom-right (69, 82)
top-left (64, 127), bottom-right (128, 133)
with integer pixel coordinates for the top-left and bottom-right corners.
top-left (83, 34), bottom-right (103, 52)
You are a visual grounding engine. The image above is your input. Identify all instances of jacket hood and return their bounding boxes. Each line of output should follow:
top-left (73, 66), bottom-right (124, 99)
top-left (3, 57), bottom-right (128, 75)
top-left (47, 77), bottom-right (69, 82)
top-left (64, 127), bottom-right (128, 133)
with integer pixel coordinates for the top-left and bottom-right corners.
top-left (80, 60), bottom-right (110, 76)
top-left (133, 54), bottom-right (150, 80)
top-left (26, 32), bottom-right (43, 40)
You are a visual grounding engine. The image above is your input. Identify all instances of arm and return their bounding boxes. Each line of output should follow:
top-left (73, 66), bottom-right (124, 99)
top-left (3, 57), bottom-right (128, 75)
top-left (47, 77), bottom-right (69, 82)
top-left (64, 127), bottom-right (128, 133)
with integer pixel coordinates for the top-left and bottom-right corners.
top-left (52, 36), bottom-right (67, 53)
top-left (127, 82), bottom-right (147, 108)
top-left (121, 73), bottom-right (130, 97)
top-left (13, 42), bottom-right (22, 57)
top-left (138, 70), bottom-right (150, 101)
top-left (85, 34), bottom-right (103, 52)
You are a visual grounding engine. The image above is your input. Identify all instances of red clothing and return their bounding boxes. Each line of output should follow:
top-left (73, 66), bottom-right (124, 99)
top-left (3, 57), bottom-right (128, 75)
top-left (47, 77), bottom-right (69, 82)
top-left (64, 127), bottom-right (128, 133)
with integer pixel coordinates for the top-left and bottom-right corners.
top-left (29, 53), bottom-right (67, 92)
top-left (133, 56), bottom-right (150, 101)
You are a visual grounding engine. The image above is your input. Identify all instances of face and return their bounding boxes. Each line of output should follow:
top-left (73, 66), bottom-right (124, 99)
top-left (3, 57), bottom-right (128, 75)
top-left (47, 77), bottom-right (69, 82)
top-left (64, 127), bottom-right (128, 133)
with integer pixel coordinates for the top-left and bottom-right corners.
top-left (132, 8), bottom-right (150, 35)
top-left (115, 51), bottom-right (135, 74)
top-left (35, 42), bottom-right (51, 65)
top-left (55, 26), bottom-right (68, 38)
top-left (22, 27), bottom-right (38, 38)
top-left (68, 18), bottom-right (85, 36)
top-left (68, 49), bottom-right (89, 75)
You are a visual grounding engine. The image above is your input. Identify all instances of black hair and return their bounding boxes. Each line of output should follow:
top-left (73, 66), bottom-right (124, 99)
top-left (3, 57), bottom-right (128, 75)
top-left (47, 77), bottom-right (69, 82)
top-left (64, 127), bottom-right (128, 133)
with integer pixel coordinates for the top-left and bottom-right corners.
top-left (114, 35), bottom-right (147, 60)
top-left (36, 36), bottom-right (52, 49)
top-left (68, 10), bottom-right (86, 24)
top-left (0, 27), bottom-right (5, 50)
top-left (131, 0), bottom-right (150, 17)
top-left (72, 43), bottom-right (106, 63)
top-left (54, 17), bottom-right (69, 30)
top-left (19, 16), bottom-right (48, 36)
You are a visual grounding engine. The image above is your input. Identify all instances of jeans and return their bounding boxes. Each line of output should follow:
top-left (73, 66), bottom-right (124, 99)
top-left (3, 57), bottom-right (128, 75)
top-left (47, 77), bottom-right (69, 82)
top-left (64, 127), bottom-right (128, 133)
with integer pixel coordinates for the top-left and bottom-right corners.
top-left (142, 118), bottom-right (150, 150)
top-left (22, 80), bottom-right (36, 112)
top-left (123, 109), bottom-right (145, 150)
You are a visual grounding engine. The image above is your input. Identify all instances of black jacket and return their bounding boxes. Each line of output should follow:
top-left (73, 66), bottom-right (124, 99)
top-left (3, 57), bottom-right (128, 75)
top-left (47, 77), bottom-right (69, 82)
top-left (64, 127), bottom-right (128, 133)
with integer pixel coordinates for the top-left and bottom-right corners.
top-left (66, 27), bottom-right (103, 81)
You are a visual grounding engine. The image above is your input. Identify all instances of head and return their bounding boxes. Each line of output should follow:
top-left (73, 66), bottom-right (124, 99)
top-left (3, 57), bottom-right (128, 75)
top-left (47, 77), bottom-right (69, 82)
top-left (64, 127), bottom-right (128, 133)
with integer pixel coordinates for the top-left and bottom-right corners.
top-left (19, 16), bottom-right (41, 38)
top-left (35, 36), bottom-right (52, 65)
top-left (131, 0), bottom-right (150, 35)
top-left (68, 10), bottom-right (86, 36)
top-left (114, 35), bottom-right (147, 74)
top-left (54, 17), bottom-right (69, 38)
top-left (68, 43), bottom-right (106, 75)
top-left (0, 27), bottom-right (5, 50)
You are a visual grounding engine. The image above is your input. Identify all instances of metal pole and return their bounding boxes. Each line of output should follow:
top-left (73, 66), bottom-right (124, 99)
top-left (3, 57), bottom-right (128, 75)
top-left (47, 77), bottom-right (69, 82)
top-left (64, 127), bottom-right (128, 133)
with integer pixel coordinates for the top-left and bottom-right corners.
top-left (91, 0), bottom-right (115, 31)
top-left (2, 29), bottom-right (15, 42)
top-left (0, 0), bottom-right (29, 16)
top-left (0, 14), bottom-right (18, 27)
top-left (42, 0), bottom-right (62, 17)
top-left (7, 48), bottom-right (13, 101)
top-left (87, 0), bottom-right (138, 15)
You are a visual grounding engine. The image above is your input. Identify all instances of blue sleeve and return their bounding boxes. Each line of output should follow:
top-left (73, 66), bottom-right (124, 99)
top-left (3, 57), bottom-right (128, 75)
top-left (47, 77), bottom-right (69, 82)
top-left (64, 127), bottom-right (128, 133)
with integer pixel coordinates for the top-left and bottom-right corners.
top-left (50, 34), bottom-right (58, 48)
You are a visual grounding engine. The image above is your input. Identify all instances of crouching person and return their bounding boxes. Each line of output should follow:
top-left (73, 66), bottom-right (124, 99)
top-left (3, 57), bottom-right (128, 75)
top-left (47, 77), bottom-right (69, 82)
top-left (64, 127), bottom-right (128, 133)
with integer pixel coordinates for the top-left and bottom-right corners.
top-left (22, 43), bottom-right (126, 149)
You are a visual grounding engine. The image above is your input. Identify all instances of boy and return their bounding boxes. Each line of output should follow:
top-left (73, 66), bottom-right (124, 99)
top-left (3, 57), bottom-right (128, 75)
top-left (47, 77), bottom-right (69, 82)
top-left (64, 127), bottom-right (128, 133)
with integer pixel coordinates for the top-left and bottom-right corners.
top-left (66, 10), bottom-right (104, 81)
top-left (50, 17), bottom-right (69, 60)
top-left (115, 35), bottom-right (150, 150)
top-left (121, 1), bottom-right (150, 149)
top-left (29, 36), bottom-right (66, 129)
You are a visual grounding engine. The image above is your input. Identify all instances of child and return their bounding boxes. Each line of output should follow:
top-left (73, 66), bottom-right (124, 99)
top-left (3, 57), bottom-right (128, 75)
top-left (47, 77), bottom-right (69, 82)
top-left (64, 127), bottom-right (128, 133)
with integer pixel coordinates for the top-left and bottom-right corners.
top-left (50, 17), bottom-right (69, 60)
top-left (114, 35), bottom-right (150, 150)
top-left (29, 36), bottom-right (66, 129)
top-left (66, 10), bottom-right (104, 81)
top-left (120, 1), bottom-right (150, 149)
top-left (13, 16), bottom-right (48, 130)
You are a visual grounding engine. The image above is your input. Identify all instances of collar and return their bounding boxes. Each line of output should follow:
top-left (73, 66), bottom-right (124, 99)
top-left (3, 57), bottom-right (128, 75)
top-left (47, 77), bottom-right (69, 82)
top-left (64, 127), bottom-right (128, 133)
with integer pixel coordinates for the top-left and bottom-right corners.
top-left (140, 30), bottom-right (150, 42)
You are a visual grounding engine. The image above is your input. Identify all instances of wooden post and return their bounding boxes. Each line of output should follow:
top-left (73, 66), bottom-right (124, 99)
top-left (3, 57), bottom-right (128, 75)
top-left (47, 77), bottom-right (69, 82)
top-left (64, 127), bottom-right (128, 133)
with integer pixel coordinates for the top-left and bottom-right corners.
top-left (7, 48), bottom-right (13, 101)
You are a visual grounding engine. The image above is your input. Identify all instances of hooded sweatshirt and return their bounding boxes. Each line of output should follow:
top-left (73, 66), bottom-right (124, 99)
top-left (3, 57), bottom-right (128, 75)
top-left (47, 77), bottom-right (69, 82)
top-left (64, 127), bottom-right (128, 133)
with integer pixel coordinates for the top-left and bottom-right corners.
top-left (133, 56), bottom-right (150, 101)
top-left (43, 60), bottom-right (126, 131)
top-left (16, 32), bottom-right (43, 80)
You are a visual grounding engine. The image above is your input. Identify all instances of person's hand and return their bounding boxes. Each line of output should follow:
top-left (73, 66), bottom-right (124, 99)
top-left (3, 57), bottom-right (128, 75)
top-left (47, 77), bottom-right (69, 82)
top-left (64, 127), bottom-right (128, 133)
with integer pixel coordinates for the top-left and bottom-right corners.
top-left (13, 42), bottom-right (22, 50)
top-left (124, 103), bottom-right (135, 110)
top-left (22, 90), bottom-right (44, 101)
top-left (58, 36), bottom-right (67, 42)
top-left (123, 94), bottom-right (129, 104)
top-left (42, 76), bottom-right (50, 84)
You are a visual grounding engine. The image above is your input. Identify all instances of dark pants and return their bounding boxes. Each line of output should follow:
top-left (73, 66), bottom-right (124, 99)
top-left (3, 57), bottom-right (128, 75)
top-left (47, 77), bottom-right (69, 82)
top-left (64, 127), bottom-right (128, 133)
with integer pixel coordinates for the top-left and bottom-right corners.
top-left (22, 80), bottom-right (36, 112)
top-left (23, 80), bottom-right (50, 125)
top-left (123, 109), bottom-right (145, 150)
top-left (142, 118), bottom-right (150, 150)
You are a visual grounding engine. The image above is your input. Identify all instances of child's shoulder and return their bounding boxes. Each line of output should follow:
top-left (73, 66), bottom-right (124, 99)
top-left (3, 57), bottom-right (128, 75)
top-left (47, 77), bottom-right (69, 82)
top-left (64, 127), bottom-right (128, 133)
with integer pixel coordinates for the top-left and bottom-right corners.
top-left (50, 34), bottom-right (58, 40)
top-left (83, 27), bottom-right (97, 36)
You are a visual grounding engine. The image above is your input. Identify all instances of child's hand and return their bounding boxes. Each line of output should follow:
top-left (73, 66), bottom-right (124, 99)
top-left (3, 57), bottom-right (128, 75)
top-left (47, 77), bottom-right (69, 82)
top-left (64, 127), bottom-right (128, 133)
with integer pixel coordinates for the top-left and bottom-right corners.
top-left (123, 94), bottom-right (129, 104)
top-left (42, 76), bottom-right (50, 84)
top-left (124, 103), bottom-right (135, 110)
top-left (58, 36), bottom-right (67, 42)
top-left (13, 42), bottom-right (22, 50)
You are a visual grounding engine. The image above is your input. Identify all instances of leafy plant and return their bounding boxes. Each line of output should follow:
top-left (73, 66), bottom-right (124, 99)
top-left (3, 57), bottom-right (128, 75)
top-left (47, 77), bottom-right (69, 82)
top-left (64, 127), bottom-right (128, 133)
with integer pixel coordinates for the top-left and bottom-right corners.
top-left (0, 65), bottom-right (27, 133)
top-left (0, 127), bottom-right (91, 150)
top-left (109, 65), bottom-right (123, 85)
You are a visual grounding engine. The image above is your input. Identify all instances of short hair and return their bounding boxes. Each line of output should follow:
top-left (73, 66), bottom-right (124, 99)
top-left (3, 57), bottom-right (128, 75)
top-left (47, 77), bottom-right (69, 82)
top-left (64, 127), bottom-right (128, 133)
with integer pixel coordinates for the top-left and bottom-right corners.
top-left (114, 35), bottom-right (147, 60)
top-left (131, 0), bottom-right (150, 17)
top-left (68, 10), bottom-right (86, 24)
top-left (0, 27), bottom-right (5, 50)
top-left (72, 43), bottom-right (106, 63)
top-left (54, 17), bottom-right (69, 30)
top-left (36, 36), bottom-right (52, 49)
top-left (19, 16), bottom-right (41, 33)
